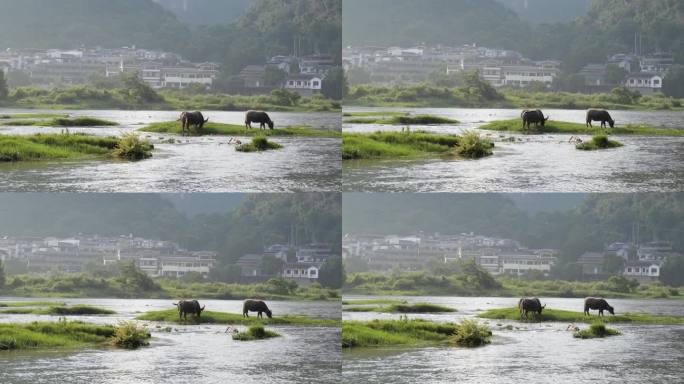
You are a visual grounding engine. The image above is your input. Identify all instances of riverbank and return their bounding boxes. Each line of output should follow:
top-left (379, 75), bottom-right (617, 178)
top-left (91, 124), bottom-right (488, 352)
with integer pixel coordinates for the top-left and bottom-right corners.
top-left (136, 309), bottom-right (339, 327)
top-left (478, 307), bottom-right (684, 324)
top-left (342, 318), bottom-right (491, 349)
top-left (478, 119), bottom-right (683, 136)
top-left (1, 274), bottom-right (340, 301)
top-left (0, 133), bottom-right (152, 162)
top-left (0, 320), bottom-right (150, 351)
top-left (344, 272), bottom-right (681, 299)
top-left (140, 121), bottom-right (340, 137)
top-left (344, 84), bottom-right (684, 111)
top-left (344, 302), bottom-right (456, 313)
top-left (342, 131), bottom-right (493, 160)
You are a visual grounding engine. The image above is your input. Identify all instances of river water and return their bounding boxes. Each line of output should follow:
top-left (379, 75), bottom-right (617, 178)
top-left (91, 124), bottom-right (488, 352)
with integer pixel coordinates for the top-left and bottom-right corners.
top-left (342, 295), bottom-right (684, 384)
top-left (0, 109), bottom-right (341, 192)
top-left (0, 297), bottom-right (341, 384)
top-left (343, 107), bottom-right (684, 192)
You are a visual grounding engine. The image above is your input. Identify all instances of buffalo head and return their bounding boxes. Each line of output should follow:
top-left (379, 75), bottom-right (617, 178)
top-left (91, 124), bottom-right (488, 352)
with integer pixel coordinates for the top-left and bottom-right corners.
top-left (198, 305), bottom-right (206, 317)
top-left (268, 121), bottom-right (274, 130)
top-left (608, 119), bottom-right (615, 128)
top-left (265, 308), bottom-right (273, 318)
top-left (607, 305), bottom-right (615, 315)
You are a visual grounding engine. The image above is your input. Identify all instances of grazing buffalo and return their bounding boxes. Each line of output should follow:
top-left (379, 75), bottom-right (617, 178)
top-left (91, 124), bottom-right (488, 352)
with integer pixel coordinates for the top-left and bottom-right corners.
top-left (584, 297), bottom-right (614, 316)
top-left (179, 111), bottom-right (209, 135)
top-left (243, 299), bottom-right (272, 318)
top-left (586, 109), bottom-right (615, 128)
top-left (518, 297), bottom-right (546, 319)
top-left (245, 110), bottom-right (274, 130)
top-left (173, 299), bottom-right (205, 320)
top-left (521, 109), bottom-right (549, 130)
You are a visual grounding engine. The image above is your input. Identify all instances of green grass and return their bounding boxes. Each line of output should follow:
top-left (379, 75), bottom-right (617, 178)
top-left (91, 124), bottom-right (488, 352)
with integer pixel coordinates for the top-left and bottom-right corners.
top-left (343, 111), bottom-right (409, 117)
top-left (232, 324), bottom-right (281, 341)
top-left (342, 299), bottom-right (408, 305)
top-left (344, 302), bottom-right (456, 313)
top-left (478, 307), bottom-right (684, 324)
top-left (139, 121), bottom-right (340, 138)
top-left (0, 301), bottom-right (66, 307)
top-left (576, 134), bottom-right (623, 150)
top-left (573, 321), bottom-right (621, 339)
top-left (1, 305), bottom-right (115, 315)
top-left (342, 318), bottom-right (490, 348)
top-left (0, 113), bottom-right (69, 119)
top-left (0, 319), bottom-right (116, 351)
top-left (343, 131), bottom-right (463, 160)
top-left (345, 114), bottom-right (459, 125)
top-left (135, 309), bottom-right (339, 327)
top-left (112, 133), bottom-right (153, 160)
top-left (235, 136), bottom-right (283, 152)
top-left (1, 117), bottom-right (118, 127)
top-left (111, 321), bottom-right (151, 349)
top-left (0, 133), bottom-right (121, 162)
top-left (479, 119), bottom-right (684, 136)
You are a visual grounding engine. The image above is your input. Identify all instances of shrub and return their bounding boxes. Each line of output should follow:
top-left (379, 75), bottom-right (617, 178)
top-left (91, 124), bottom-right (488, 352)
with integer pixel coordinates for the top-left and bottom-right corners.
top-left (452, 319), bottom-right (492, 347)
top-left (113, 133), bottom-right (153, 160)
top-left (232, 324), bottom-right (280, 341)
top-left (456, 131), bottom-right (494, 158)
top-left (111, 321), bottom-right (151, 349)
top-left (235, 136), bottom-right (283, 152)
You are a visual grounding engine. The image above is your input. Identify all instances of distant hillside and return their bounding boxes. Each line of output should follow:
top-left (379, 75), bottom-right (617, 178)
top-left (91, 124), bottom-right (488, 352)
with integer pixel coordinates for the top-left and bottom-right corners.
top-left (0, 0), bottom-right (188, 51)
top-left (342, 0), bottom-right (531, 48)
top-left (495, 0), bottom-right (590, 24)
top-left (152, 0), bottom-right (250, 26)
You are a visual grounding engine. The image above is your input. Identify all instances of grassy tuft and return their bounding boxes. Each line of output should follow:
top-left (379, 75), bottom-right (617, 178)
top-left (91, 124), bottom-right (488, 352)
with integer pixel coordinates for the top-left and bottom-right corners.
top-left (573, 321), bottom-right (621, 339)
top-left (135, 309), bottom-right (339, 327)
top-left (342, 131), bottom-right (460, 160)
top-left (342, 299), bottom-right (407, 305)
top-left (479, 118), bottom-right (683, 136)
top-left (478, 307), bottom-right (684, 324)
top-left (1, 117), bottom-right (118, 127)
top-left (343, 111), bottom-right (409, 118)
top-left (111, 321), bottom-right (151, 349)
top-left (140, 121), bottom-right (340, 138)
top-left (0, 301), bottom-right (66, 307)
top-left (451, 319), bottom-right (492, 347)
top-left (235, 136), bottom-right (283, 152)
top-left (0, 133), bottom-right (119, 162)
top-left (346, 114), bottom-right (459, 125)
top-left (231, 324), bottom-right (280, 341)
top-left (45, 305), bottom-right (116, 315)
top-left (455, 130), bottom-right (494, 158)
top-left (344, 302), bottom-right (456, 313)
top-left (112, 133), bottom-right (154, 160)
top-left (0, 319), bottom-right (116, 351)
top-left (576, 134), bottom-right (623, 150)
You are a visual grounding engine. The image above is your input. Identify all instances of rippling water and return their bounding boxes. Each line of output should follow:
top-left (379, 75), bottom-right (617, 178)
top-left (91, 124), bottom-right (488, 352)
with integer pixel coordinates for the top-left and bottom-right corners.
top-left (0, 109), bottom-right (341, 192)
top-left (0, 298), bottom-right (341, 384)
top-left (343, 296), bottom-right (684, 384)
top-left (343, 108), bottom-right (684, 192)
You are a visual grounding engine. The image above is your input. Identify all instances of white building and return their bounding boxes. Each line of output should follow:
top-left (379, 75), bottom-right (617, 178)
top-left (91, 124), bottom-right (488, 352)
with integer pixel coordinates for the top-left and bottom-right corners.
top-left (625, 72), bottom-right (663, 94)
top-left (284, 74), bottom-right (323, 96)
top-left (623, 260), bottom-right (661, 282)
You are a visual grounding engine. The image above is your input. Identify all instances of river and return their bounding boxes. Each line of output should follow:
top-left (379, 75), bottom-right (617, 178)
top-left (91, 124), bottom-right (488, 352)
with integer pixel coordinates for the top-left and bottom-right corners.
top-left (0, 297), bottom-right (341, 384)
top-left (342, 295), bottom-right (684, 384)
top-left (0, 109), bottom-right (341, 192)
top-left (343, 107), bottom-right (684, 192)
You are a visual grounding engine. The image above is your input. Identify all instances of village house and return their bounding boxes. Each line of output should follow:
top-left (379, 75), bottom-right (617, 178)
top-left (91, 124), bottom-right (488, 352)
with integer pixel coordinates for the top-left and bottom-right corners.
top-left (623, 260), bottom-right (661, 282)
top-left (284, 73), bottom-right (323, 96)
top-left (624, 72), bottom-right (663, 95)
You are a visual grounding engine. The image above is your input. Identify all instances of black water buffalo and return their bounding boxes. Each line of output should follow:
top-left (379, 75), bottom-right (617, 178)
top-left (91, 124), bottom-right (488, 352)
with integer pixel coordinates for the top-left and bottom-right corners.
top-left (179, 111), bottom-right (209, 135)
top-left (521, 109), bottom-right (549, 130)
top-left (173, 299), bottom-right (205, 320)
top-left (584, 297), bottom-right (614, 316)
top-left (245, 110), bottom-right (274, 130)
top-left (243, 299), bottom-right (272, 318)
top-left (586, 109), bottom-right (615, 128)
top-left (518, 297), bottom-right (546, 319)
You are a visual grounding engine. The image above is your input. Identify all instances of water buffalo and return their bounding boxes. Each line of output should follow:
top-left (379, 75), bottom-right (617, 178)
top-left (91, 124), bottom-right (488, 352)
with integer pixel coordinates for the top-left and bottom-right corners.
top-left (518, 297), bottom-right (546, 319)
top-left (584, 297), bottom-right (614, 316)
top-left (179, 111), bottom-right (209, 135)
top-left (245, 110), bottom-right (274, 130)
top-left (521, 109), bottom-right (549, 130)
top-left (586, 109), bottom-right (615, 128)
top-left (173, 299), bottom-right (205, 320)
top-left (243, 299), bottom-right (272, 318)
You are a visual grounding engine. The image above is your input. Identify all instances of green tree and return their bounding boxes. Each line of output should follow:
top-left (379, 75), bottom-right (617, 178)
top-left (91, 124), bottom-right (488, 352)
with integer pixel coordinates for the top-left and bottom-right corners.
top-left (266, 277), bottom-right (298, 295)
top-left (610, 86), bottom-right (641, 104)
top-left (0, 261), bottom-right (5, 289)
top-left (458, 258), bottom-right (501, 290)
top-left (121, 72), bottom-right (164, 104)
top-left (462, 70), bottom-right (502, 101)
top-left (0, 70), bottom-right (8, 101)
top-left (663, 65), bottom-right (684, 98)
top-left (181, 271), bottom-right (206, 283)
top-left (262, 67), bottom-right (287, 87)
top-left (271, 88), bottom-right (301, 106)
top-left (608, 275), bottom-right (638, 293)
top-left (604, 64), bottom-right (627, 85)
top-left (259, 255), bottom-right (284, 276)
top-left (118, 261), bottom-right (160, 291)
top-left (661, 255), bottom-right (684, 287)
top-left (318, 255), bottom-right (344, 288)
top-left (322, 67), bottom-right (348, 100)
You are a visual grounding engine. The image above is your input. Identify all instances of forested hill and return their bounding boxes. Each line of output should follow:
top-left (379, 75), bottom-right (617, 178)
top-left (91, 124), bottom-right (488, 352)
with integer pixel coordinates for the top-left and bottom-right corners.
top-left (0, 193), bottom-right (341, 265)
top-left (342, 0), bottom-right (531, 48)
top-left (495, 0), bottom-right (590, 24)
top-left (152, 0), bottom-right (251, 26)
top-left (342, 193), bottom-right (684, 263)
top-left (0, 0), bottom-right (342, 76)
top-left (0, 0), bottom-right (188, 51)
top-left (343, 0), bottom-right (684, 71)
